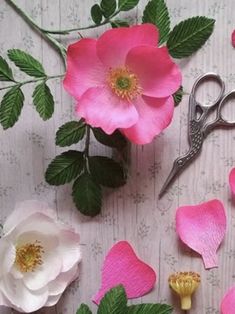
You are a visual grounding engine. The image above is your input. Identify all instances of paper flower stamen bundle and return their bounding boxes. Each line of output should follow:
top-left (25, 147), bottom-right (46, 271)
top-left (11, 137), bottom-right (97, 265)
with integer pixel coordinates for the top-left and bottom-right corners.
top-left (0, 200), bottom-right (81, 313)
top-left (0, 0), bottom-right (216, 216)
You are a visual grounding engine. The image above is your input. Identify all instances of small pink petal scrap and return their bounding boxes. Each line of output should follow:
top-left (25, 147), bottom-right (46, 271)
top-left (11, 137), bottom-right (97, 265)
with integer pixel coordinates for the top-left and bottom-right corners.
top-left (176, 199), bottom-right (226, 269)
top-left (229, 168), bottom-right (235, 195)
top-left (92, 241), bottom-right (156, 304)
top-left (232, 30), bottom-right (235, 48)
top-left (221, 285), bottom-right (235, 314)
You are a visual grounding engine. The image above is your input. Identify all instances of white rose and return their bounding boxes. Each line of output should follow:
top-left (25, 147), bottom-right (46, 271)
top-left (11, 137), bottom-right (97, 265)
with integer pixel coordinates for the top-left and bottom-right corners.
top-left (0, 200), bottom-right (81, 313)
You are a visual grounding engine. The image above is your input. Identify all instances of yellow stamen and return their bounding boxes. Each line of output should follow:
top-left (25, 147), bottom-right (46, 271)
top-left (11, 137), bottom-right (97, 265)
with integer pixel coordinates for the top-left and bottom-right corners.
top-left (108, 67), bottom-right (142, 101)
top-left (14, 241), bottom-right (44, 273)
top-left (168, 271), bottom-right (201, 310)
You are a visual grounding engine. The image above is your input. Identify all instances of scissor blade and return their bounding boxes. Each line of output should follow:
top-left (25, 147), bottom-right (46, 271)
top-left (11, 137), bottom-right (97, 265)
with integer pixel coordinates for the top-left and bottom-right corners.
top-left (158, 163), bottom-right (180, 199)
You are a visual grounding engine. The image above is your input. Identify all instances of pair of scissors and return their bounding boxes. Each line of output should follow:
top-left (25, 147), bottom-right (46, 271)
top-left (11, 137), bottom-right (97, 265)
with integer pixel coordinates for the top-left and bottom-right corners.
top-left (159, 72), bottom-right (235, 198)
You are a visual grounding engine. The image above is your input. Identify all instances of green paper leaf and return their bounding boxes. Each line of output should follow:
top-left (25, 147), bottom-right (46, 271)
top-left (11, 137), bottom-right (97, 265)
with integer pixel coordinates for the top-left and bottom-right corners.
top-left (98, 285), bottom-right (127, 314)
top-left (118, 0), bottom-right (139, 11)
top-left (0, 56), bottom-right (14, 81)
top-left (0, 86), bottom-right (24, 129)
top-left (45, 150), bottom-right (84, 186)
top-left (92, 128), bottom-right (127, 151)
top-left (173, 86), bottom-right (183, 106)
top-left (111, 20), bottom-right (129, 28)
top-left (167, 16), bottom-right (215, 58)
top-left (91, 4), bottom-right (103, 24)
top-left (32, 82), bottom-right (54, 120)
top-left (72, 172), bottom-right (102, 217)
top-left (76, 304), bottom-right (92, 314)
top-left (8, 49), bottom-right (46, 77)
top-left (127, 304), bottom-right (173, 314)
top-left (101, 0), bottom-right (116, 18)
top-left (89, 156), bottom-right (126, 188)
top-left (142, 0), bottom-right (170, 44)
top-left (56, 120), bottom-right (86, 147)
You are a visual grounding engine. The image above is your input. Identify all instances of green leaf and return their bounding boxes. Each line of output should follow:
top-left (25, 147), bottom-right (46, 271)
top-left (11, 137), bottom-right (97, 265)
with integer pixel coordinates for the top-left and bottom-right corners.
top-left (98, 285), bottom-right (127, 314)
top-left (127, 304), bottom-right (173, 314)
top-left (89, 156), bottom-right (126, 188)
top-left (118, 0), bottom-right (139, 11)
top-left (92, 128), bottom-right (127, 151)
top-left (0, 56), bottom-right (14, 81)
top-left (76, 304), bottom-right (92, 314)
top-left (91, 4), bottom-right (103, 24)
top-left (8, 49), bottom-right (46, 77)
top-left (32, 82), bottom-right (54, 120)
top-left (167, 16), bottom-right (215, 58)
top-left (72, 172), bottom-right (102, 217)
top-left (173, 86), bottom-right (183, 106)
top-left (56, 120), bottom-right (86, 147)
top-left (142, 0), bottom-right (170, 44)
top-left (101, 0), bottom-right (116, 18)
top-left (0, 86), bottom-right (24, 129)
top-left (111, 20), bottom-right (129, 28)
top-left (45, 150), bottom-right (84, 186)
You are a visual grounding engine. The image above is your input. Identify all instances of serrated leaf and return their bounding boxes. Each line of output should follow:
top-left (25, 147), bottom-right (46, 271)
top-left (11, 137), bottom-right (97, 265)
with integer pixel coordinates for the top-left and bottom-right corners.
top-left (8, 49), bottom-right (46, 77)
top-left (142, 0), bottom-right (170, 44)
top-left (167, 16), bottom-right (215, 58)
top-left (91, 4), bottom-right (103, 24)
top-left (173, 86), bottom-right (183, 106)
top-left (111, 20), bottom-right (129, 28)
top-left (118, 0), bottom-right (139, 11)
top-left (72, 172), bottom-right (102, 217)
top-left (101, 0), bottom-right (116, 18)
top-left (0, 56), bottom-right (14, 81)
top-left (0, 86), bottom-right (24, 129)
top-left (32, 82), bottom-right (54, 120)
top-left (92, 128), bottom-right (127, 151)
top-left (98, 285), bottom-right (127, 314)
top-left (127, 304), bottom-right (173, 314)
top-left (89, 156), bottom-right (126, 188)
top-left (56, 120), bottom-right (86, 147)
top-left (45, 150), bottom-right (84, 186)
top-left (76, 304), bottom-right (92, 314)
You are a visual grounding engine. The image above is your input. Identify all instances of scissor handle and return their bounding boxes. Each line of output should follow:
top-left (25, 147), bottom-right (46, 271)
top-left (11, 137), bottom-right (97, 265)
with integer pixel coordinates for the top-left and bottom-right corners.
top-left (191, 72), bottom-right (225, 108)
top-left (203, 90), bottom-right (235, 137)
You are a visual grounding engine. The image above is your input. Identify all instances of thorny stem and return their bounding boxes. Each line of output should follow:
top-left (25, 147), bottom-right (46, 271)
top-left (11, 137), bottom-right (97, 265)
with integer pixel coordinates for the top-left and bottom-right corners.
top-left (5, 0), bottom-right (67, 63)
top-left (0, 74), bottom-right (65, 91)
top-left (37, 9), bottom-right (122, 35)
top-left (84, 126), bottom-right (91, 158)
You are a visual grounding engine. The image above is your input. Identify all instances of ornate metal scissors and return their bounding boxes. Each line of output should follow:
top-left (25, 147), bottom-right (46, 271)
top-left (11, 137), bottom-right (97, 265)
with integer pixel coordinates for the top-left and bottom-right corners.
top-left (159, 72), bottom-right (235, 198)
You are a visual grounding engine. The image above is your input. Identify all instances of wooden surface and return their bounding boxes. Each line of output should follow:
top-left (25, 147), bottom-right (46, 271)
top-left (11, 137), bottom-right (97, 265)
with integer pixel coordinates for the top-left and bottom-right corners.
top-left (0, 0), bottom-right (235, 313)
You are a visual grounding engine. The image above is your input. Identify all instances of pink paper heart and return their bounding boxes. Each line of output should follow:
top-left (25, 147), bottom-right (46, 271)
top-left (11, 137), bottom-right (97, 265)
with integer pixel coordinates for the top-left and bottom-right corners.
top-left (176, 199), bottom-right (226, 269)
top-left (221, 285), bottom-right (235, 314)
top-left (92, 241), bottom-right (156, 304)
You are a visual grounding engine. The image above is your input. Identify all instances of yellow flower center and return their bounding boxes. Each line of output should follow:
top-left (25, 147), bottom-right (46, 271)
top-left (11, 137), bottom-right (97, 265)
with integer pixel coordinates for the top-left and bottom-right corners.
top-left (14, 241), bottom-right (44, 273)
top-left (108, 67), bottom-right (142, 101)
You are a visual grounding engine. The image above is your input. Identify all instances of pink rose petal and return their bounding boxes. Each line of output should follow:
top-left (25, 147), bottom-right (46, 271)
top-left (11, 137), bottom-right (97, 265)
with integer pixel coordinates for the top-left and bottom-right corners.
top-left (221, 285), bottom-right (235, 314)
top-left (121, 95), bottom-right (174, 144)
top-left (229, 168), bottom-right (235, 195)
top-left (176, 199), bottom-right (227, 269)
top-left (97, 24), bottom-right (159, 68)
top-left (232, 30), bottom-right (235, 48)
top-left (92, 241), bottom-right (156, 304)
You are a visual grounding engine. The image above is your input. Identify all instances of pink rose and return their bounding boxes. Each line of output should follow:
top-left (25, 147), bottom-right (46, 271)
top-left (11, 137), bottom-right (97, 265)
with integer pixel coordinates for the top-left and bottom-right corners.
top-left (64, 24), bottom-right (182, 144)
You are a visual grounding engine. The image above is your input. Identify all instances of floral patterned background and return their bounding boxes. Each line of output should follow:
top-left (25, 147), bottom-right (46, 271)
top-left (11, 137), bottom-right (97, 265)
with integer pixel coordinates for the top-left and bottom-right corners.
top-left (0, 0), bottom-right (235, 313)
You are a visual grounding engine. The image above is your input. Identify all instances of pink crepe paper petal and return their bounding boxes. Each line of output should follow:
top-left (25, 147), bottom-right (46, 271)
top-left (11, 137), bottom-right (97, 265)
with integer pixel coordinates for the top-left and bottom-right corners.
top-left (232, 30), bottom-right (235, 48)
top-left (221, 285), bottom-right (235, 314)
top-left (229, 168), bottom-right (235, 195)
top-left (176, 199), bottom-right (226, 269)
top-left (92, 241), bottom-right (156, 304)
